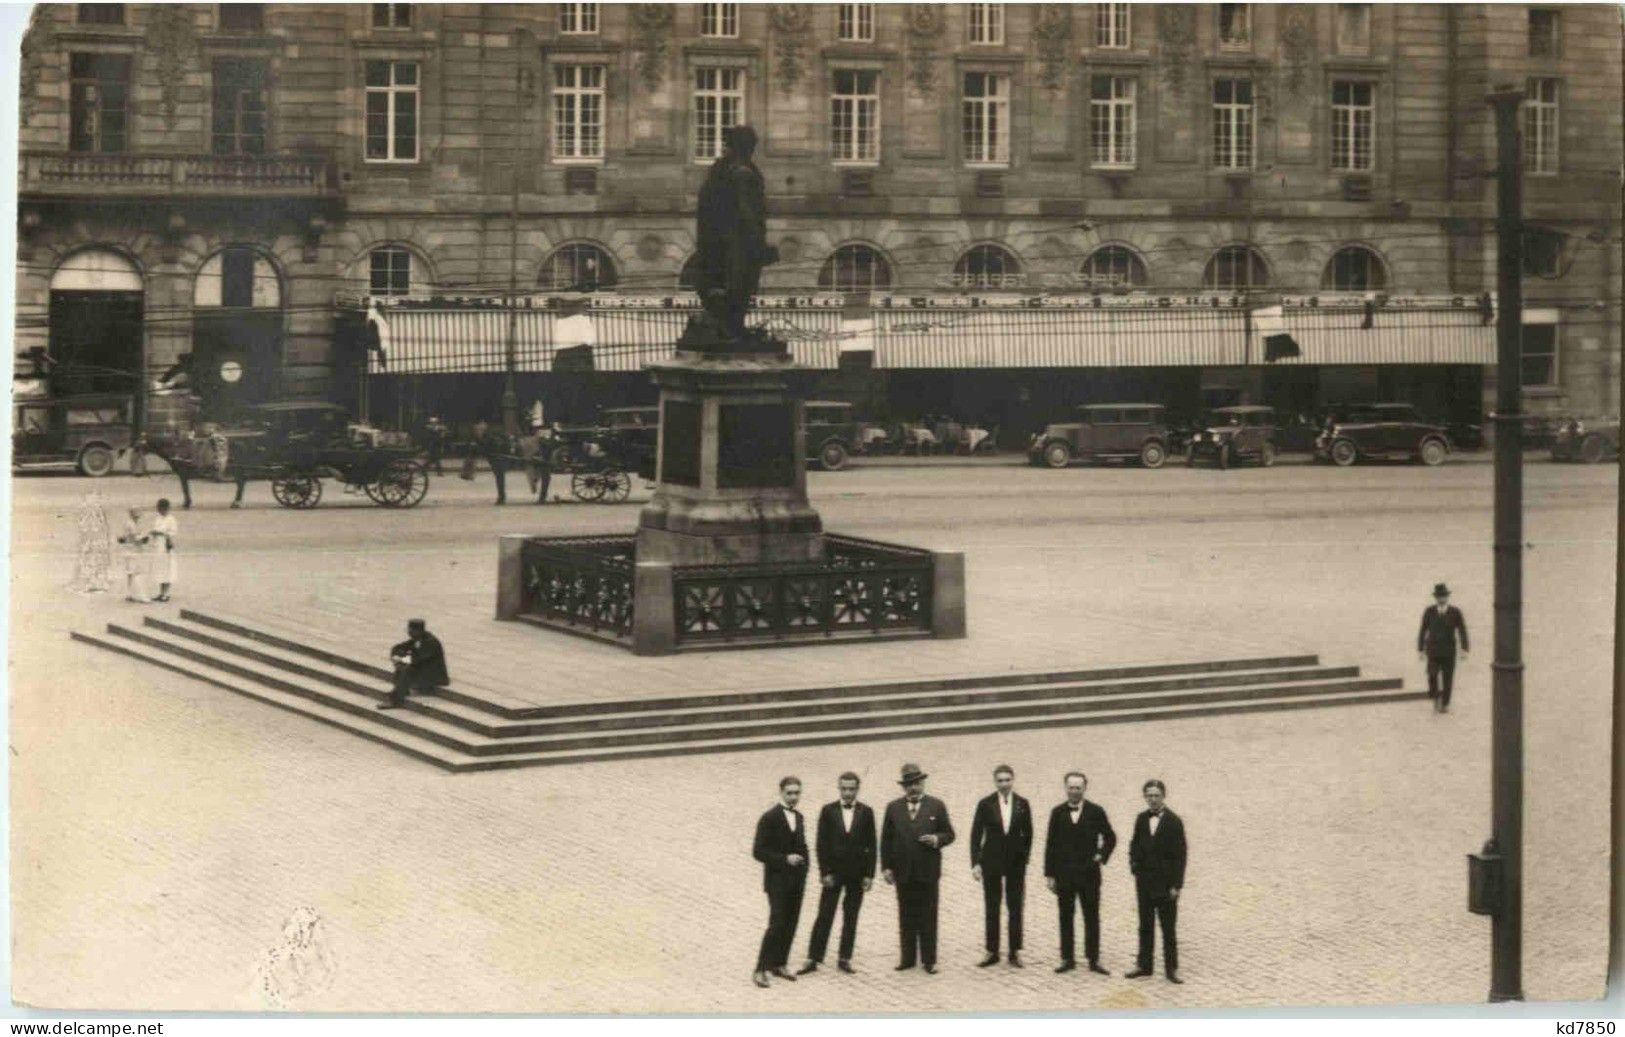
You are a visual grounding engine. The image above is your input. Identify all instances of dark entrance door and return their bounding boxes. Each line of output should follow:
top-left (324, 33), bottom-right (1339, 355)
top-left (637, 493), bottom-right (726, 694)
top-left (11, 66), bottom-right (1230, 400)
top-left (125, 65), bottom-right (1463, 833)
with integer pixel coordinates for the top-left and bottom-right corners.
top-left (47, 289), bottom-right (143, 405)
top-left (191, 309), bottom-right (284, 420)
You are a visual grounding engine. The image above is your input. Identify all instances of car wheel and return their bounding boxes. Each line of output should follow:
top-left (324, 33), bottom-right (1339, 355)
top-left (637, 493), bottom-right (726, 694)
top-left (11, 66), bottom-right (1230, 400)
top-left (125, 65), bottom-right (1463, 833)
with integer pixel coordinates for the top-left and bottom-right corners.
top-left (1139, 441), bottom-right (1167, 469)
top-left (1579, 435), bottom-right (1607, 464)
top-left (1259, 442), bottom-right (1278, 468)
top-left (77, 444), bottom-right (115, 477)
top-left (1418, 438), bottom-right (1448, 466)
top-left (1218, 443), bottom-right (1231, 470)
top-left (1043, 442), bottom-right (1071, 468)
top-left (1330, 439), bottom-right (1359, 467)
top-left (818, 440), bottom-right (850, 472)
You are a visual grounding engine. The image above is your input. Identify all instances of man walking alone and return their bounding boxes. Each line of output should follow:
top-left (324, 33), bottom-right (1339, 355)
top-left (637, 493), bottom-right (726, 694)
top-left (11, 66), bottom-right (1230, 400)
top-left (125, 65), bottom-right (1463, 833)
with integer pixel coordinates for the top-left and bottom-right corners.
top-left (1417, 582), bottom-right (1469, 713)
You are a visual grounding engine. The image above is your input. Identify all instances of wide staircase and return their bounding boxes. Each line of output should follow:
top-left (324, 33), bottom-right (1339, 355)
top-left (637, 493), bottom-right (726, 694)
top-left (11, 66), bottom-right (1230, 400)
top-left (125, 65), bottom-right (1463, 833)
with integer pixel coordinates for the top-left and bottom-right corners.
top-left (74, 610), bottom-right (1422, 772)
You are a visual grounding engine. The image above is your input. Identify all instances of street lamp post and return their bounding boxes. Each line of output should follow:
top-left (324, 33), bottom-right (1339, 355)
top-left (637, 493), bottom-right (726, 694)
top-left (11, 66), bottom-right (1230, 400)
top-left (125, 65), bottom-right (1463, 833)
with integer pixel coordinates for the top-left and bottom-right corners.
top-left (502, 27), bottom-right (535, 436)
top-left (1484, 83), bottom-right (1526, 1004)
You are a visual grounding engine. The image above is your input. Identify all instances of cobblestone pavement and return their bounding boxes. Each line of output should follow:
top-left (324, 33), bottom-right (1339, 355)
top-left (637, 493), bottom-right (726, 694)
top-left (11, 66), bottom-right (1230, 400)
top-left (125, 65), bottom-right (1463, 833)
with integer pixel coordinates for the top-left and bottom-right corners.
top-left (8, 459), bottom-right (1615, 1011)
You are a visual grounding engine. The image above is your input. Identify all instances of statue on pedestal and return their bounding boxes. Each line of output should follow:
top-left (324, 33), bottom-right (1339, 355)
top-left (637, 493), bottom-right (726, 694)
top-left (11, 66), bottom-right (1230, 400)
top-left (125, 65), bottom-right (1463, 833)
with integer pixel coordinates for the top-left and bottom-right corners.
top-left (680, 124), bottom-right (786, 355)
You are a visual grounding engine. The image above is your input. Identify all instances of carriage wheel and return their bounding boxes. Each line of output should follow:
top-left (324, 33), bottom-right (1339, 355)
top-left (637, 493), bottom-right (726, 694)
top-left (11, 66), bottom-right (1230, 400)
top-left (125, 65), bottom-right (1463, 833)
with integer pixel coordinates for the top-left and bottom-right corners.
top-left (271, 475), bottom-right (323, 509)
top-left (595, 468), bottom-right (632, 503)
top-left (571, 471), bottom-right (607, 502)
top-left (369, 460), bottom-right (429, 508)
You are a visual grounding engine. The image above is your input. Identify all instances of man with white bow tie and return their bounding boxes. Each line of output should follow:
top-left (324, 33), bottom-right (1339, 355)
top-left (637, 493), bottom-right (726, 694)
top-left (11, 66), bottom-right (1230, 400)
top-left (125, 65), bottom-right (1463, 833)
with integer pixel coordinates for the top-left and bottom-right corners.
top-left (796, 771), bottom-right (877, 976)
top-left (1126, 779), bottom-right (1187, 984)
top-left (970, 764), bottom-right (1033, 968)
top-left (1044, 771), bottom-right (1117, 975)
top-left (752, 776), bottom-right (810, 988)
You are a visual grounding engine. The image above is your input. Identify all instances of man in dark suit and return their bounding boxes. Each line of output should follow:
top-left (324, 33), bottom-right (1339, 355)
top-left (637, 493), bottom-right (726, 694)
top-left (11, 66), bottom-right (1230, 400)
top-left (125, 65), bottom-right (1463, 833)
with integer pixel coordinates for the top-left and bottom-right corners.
top-left (880, 763), bottom-right (955, 973)
top-left (1127, 779), bottom-right (1187, 984)
top-left (970, 763), bottom-right (1033, 967)
top-left (752, 776), bottom-right (810, 988)
top-left (377, 619), bottom-right (449, 710)
top-left (1044, 771), bottom-right (1117, 975)
top-left (796, 771), bottom-right (876, 975)
top-left (1417, 582), bottom-right (1470, 713)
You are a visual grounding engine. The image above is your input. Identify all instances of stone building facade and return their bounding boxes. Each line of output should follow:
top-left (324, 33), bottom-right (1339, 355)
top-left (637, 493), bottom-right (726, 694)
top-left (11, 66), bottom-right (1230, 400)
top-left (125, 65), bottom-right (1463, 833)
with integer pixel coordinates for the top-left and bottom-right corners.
top-left (14, 2), bottom-right (1623, 434)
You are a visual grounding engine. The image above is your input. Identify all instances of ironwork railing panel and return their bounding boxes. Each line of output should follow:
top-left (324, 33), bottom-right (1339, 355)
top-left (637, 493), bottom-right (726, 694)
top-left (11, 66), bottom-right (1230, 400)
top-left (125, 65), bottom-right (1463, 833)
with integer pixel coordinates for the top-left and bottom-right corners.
top-left (519, 535), bottom-right (635, 638)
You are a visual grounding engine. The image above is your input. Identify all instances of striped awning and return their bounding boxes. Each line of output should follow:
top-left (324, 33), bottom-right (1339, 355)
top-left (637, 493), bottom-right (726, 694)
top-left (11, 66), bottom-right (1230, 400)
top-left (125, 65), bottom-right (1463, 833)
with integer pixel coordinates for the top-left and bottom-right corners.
top-left (873, 304), bottom-right (1248, 368)
top-left (1260, 304), bottom-right (1497, 365)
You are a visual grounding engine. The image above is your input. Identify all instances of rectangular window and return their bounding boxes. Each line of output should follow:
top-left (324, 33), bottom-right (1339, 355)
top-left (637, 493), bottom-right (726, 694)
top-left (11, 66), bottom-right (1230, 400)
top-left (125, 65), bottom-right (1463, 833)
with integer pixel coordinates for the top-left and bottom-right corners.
top-left (1524, 77), bottom-right (1559, 174)
top-left (692, 66), bottom-right (745, 160)
top-left (1528, 9), bottom-right (1560, 58)
top-left (1090, 75), bottom-right (1136, 168)
top-left (837, 3), bottom-right (875, 42)
top-left (559, 3), bottom-right (598, 34)
top-left (552, 64), bottom-right (605, 161)
top-left (699, 3), bottom-right (738, 38)
top-left (961, 72), bottom-right (1010, 165)
top-left (1211, 78), bottom-right (1253, 169)
top-left (68, 53), bottom-right (131, 154)
top-left (1330, 80), bottom-right (1374, 172)
top-left (1095, 3), bottom-right (1130, 49)
top-left (77, 4), bottom-right (125, 25)
top-left (371, 4), bottom-right (412, 30)
top-left (968, 3), bottom-right (1004, 44)
top-left (831, 70), bottom-right (880, 163)
top-left (364, 60), bottom-right (419, 162)
top-left (370, 248), bottom-right (412, 297)
top-left (219, 4), bottom-right (265, 32)
top-left (1520, 321), bottom-right (1558, 387)
top-left (1217, 4), bottom-right (1250, 49)
top-left (212, 59), bottom-right (269, 156)
top-left (1336, 4), bottom-right (1371, 54)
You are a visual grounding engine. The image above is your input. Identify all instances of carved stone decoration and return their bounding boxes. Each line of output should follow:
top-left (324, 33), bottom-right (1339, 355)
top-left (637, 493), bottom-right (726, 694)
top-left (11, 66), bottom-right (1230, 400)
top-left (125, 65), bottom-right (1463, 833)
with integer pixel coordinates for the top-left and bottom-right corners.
top-left (1033, 6), bottom-right (1073, 94)
top-left (769, 5), bottom-right (812, 95)
top-left (636, 234), bottom-right (666, 263)
top-left (18, 7), bottom-right (55, 125)
top-left (1279, 6), bottom-right (1315, 97)
top-left (630, 5), bottom-right (673, 94)
top-left (905, 4), bottom-right (945, 97)
top-left (145, 5), bottom-right (198, 130)
top-left (1157, 6), bottom-right (1196, 98)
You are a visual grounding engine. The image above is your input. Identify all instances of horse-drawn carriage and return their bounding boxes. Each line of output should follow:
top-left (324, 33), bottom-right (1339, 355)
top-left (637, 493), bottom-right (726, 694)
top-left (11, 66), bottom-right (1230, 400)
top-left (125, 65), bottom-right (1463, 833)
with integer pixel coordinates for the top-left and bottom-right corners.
top-left (144, 401), bottom-right (430, 509)
top-left (533, 421), bottom-right (639, 504)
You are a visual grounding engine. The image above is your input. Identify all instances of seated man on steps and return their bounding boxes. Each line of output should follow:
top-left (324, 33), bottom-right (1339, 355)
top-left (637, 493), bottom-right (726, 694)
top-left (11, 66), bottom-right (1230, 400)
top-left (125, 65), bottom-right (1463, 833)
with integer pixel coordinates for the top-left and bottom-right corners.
top-left (377, 619), bottom-right (449, 710)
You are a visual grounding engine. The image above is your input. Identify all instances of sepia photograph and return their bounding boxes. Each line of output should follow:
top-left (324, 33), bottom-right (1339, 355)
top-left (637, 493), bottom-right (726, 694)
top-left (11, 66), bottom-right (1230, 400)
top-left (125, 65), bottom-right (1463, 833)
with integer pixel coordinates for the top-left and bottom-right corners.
top-left (4, 0), bottom-right (1621, 1020)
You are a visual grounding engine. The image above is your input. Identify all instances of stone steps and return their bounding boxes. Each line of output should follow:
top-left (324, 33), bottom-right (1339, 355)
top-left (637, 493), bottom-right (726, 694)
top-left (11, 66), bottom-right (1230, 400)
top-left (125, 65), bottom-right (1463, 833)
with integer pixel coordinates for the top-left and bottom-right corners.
top-left (72, 611), bottom-right (1425, 772)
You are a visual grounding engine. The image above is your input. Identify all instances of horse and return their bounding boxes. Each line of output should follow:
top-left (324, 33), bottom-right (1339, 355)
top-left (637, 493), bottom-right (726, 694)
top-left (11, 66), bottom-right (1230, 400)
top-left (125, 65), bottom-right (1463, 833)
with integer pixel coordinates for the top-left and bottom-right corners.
top-left (138, 430), bottom-right (258, 509)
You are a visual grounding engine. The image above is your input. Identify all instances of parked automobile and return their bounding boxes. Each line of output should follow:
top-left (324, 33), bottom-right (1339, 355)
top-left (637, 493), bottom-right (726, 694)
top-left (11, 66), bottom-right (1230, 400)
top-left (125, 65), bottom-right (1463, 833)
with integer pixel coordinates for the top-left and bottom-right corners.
top-left (1550, 416), bottom-right (1620, 463)
top-left (804, 401), bottom-right (861, 471)
top-left (1029, 403), bottom-right (1173, 469)
top-left (12, 393), bottom-right (136, 476)
top-left (1186, 405), bottom-right (1278, 469)
top-left (1313, 403), bottom-right (1452, 466)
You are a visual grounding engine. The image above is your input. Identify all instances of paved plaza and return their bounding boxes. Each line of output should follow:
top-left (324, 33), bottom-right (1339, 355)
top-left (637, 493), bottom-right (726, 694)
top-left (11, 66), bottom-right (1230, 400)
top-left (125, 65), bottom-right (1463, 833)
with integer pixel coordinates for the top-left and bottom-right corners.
top-left (8, 456), bottom-right (1617, 1011)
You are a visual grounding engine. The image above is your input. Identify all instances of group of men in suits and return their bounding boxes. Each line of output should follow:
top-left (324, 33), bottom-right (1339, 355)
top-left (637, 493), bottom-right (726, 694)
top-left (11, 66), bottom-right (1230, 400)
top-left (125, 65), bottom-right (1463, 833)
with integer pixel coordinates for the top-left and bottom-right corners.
top-left (751, 764), bottom-right (1187, 988)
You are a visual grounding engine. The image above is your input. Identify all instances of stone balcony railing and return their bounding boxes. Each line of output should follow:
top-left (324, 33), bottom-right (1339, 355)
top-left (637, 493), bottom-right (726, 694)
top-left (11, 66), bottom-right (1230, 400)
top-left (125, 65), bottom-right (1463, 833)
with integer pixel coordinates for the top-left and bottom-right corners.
top-left (20, 151), bottom-right (338, 198)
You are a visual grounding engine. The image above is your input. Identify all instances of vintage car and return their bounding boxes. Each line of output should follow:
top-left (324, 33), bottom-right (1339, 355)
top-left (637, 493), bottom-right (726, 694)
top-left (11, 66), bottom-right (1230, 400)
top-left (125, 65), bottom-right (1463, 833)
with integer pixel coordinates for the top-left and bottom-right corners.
top-left (1313, 402), bottom-right (1452, 466)
top-left (1186, 405), bottom-right (1279, 468)
top-left (1029, 403), bottom-right (1173, 469)
top-left (804, 400), bottom-right (862, 471)
top-left (1550, 416), bottom-right (1620, 463)
top-left (12, 392), bottom-right (136, 477)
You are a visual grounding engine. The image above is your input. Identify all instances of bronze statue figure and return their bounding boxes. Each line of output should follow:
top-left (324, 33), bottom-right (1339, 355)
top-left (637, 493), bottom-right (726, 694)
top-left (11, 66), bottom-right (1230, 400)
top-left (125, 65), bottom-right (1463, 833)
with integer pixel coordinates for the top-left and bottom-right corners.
top-left (682, 124), bottom-right (784, 354)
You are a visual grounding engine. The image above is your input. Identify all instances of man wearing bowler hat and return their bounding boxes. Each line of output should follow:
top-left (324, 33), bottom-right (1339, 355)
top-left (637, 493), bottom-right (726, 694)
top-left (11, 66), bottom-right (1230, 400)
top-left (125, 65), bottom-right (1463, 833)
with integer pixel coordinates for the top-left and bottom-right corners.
top-left (881, 763), bottom-right (955, 973)
top-left (1417, 582), bottom-right (1469, 713)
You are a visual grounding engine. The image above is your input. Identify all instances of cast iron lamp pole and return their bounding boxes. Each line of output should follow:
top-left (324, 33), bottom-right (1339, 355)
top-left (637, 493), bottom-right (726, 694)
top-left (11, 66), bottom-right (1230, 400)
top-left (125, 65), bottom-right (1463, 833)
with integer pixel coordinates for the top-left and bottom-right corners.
top-left (503, 27), bottom-right (535, 436)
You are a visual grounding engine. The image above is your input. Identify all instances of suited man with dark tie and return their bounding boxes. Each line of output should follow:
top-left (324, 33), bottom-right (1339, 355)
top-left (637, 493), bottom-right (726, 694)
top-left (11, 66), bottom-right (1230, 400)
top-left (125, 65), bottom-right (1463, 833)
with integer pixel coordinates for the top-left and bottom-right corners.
top-left (1044, 771), bottom-right (1117, 975)
top-left (969, 763), bottom-right (1033, 968)
top-left (752, 776), bottom-right (810, 988)
top-left (1126, 779), bottom-right (1187, 984)
top-left (880, 763), bottom-right (956, 973)
top-left (1417, 582), bottom-right (1470, 713)
top-left (796, 771), bottom-right (877, 975)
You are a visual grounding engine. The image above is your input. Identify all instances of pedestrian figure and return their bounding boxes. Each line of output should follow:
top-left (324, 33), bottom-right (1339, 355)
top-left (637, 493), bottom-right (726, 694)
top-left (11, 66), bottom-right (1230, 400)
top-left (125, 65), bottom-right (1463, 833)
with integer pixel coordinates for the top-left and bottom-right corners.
top-left (752, 776), bottom-right (809, 988)
top-left (880, 763), bottom-right (954, 973)
top-left (1044, 771), bottom-right (1116, 975)
top-left (970, 764), bottom-right (1032, 968)
top-left (1417, 582), bottom-right (1469, 713)
top-left (473, 419), bottom-right (517, 505)
top-left (1126, 780), bottom-right (1186, 984)
top-left (116, 506), bottom-right (150, 602)
top-left (796, 771), bottom-right (876, 976)
top-left (148, 498), bottom-right (178, 603)
top-left (70, 491), bottom-right (114, 594)
top-left (517, 428), bottom-right (554, 504)
top-left (377, 618), bottom-right (449, 710)
top-left (422, 416), bottom-right (448, 476)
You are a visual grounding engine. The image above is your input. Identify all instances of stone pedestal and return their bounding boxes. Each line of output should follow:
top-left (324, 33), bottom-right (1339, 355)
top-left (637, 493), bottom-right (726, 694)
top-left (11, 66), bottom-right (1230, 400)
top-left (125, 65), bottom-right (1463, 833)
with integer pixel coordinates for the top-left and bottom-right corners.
top-left (635, 350), bottom-right (825, 566)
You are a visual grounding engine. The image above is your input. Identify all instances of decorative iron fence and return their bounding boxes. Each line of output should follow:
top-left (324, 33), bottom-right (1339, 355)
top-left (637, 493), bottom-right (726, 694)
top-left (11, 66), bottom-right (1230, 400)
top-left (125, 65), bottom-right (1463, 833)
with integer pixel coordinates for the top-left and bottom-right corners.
top-left (519, 535), bottom-right (636, 639)
top-left (672, 534), bottom-right (933, 644)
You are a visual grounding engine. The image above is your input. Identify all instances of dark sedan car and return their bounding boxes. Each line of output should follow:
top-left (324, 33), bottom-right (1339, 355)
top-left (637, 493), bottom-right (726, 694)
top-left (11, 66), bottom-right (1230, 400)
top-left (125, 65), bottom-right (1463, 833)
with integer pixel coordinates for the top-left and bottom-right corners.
top-left (1029, 403), bottom-right (1173, 469)
top-left (1313, 403), bottom-right (1452, 466)
top-left (1186, 405), bottom-right (1278, 469)
top-left (1550, 416), bottom-right (1620, 463)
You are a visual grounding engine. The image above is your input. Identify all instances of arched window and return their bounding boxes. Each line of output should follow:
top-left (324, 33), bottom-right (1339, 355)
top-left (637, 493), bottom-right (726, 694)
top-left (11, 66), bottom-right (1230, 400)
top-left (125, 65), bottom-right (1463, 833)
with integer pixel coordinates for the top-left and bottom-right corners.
top-left (194, 247), bottom-right (281, 307)
top-left (50, 248), bottom-right (142, 292)
top-left (540, 242), bottom-right (618, 291)
top-left (1321, 245), bottom-right (1388, 291)
top-left (1079, 245), bottom-right (1148, 288)
top-left (818, 243), bottom-right (892, 291)
top-left (1203, 245), bottom-right (1268, 290)
top-left (953, 244), bottom-right (1022, 288)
